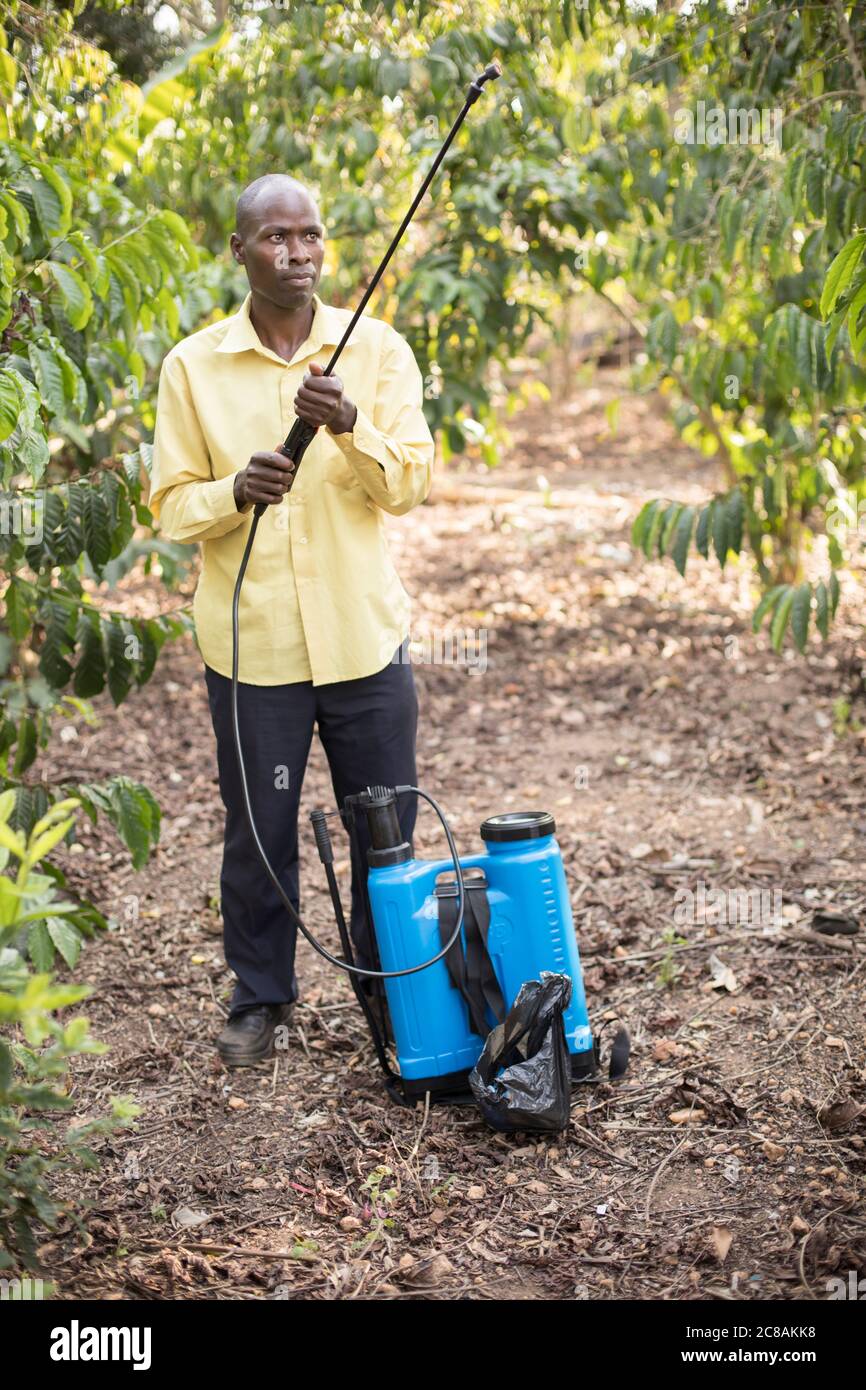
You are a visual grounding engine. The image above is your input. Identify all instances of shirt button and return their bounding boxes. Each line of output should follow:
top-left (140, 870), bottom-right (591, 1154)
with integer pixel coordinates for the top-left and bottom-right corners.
top-left (298, 536), bottom-right (308, 544)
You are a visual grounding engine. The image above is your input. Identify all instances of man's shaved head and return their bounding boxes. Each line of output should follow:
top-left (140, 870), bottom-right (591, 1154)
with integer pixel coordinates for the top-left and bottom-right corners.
top-left (235, 174), bottom-right (320, 239)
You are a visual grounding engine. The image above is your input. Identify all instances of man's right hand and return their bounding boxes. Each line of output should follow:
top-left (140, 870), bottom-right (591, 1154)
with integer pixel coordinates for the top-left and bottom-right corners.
top-left (234, 449), bottom-right (296, 509)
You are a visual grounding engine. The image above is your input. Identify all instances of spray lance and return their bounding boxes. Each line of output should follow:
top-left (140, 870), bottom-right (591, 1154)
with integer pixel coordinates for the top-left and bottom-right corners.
top-left (230, 63), bottom-right (503, 1018)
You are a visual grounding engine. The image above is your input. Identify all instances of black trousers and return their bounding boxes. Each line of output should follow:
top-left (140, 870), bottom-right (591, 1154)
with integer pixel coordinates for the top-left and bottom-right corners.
top-left (204, 641), bottom-right (418, 1016)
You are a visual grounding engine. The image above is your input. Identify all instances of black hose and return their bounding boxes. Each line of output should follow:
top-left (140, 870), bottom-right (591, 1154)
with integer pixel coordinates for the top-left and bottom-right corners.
top-left (230, 518), bottom-right (466, 980)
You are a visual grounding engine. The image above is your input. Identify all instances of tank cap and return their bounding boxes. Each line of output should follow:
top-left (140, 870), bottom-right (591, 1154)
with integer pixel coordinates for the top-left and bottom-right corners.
top-left (360, 785), bottom-right (395, 807)
top-left (480, 811), bottom-right (556, 843)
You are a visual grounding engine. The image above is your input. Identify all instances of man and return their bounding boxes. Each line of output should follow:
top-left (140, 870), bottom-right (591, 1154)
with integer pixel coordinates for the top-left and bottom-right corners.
top-left (149, 174), bottom-right (434, 1066)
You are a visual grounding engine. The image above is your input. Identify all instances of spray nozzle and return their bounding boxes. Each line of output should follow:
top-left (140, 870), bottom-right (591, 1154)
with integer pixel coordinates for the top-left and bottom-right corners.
top-left (467, 61), bottom-right (502, 104)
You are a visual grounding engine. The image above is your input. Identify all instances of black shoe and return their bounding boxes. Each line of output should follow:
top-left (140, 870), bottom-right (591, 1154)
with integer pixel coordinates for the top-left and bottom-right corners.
top-left (217, 1003), bottom-right (294, 1068)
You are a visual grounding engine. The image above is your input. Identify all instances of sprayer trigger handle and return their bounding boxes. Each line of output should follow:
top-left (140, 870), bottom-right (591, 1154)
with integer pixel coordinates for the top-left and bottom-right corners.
top-left (273, 442), bottom-right (299, 496)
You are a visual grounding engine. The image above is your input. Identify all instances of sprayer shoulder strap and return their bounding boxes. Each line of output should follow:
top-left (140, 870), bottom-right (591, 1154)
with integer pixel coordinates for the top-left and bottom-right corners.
top-left (437, 876), bottom-right (507, 1039)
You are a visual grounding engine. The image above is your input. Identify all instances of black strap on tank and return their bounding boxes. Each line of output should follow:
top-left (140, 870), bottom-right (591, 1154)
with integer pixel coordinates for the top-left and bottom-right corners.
top-left (436, 872), bottom-right (507, 1039)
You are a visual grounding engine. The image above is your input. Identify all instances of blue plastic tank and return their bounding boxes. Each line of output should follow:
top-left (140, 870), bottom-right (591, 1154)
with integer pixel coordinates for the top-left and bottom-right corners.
top-left (365, 810), bottom-right (595, 1098)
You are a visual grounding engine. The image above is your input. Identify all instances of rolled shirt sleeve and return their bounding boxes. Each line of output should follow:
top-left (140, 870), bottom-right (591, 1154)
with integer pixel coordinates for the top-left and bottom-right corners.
top-left (148, 353), bottom-right (251, 542)
top-left (326, 325), bottom-right (434, 516)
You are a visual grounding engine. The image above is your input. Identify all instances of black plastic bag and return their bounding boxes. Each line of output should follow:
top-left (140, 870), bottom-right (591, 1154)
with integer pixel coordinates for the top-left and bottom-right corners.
top-left (469, 973), bottom-right (573, 1133)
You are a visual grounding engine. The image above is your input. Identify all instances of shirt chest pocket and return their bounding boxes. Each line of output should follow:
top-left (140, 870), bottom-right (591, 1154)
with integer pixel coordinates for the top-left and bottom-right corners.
top-left (316, 433), bottom-right (364, 491)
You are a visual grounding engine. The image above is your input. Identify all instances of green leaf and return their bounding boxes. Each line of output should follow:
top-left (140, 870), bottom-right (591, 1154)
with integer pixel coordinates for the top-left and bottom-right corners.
top-left (28, 816), bottom-right (75, 863)
top-left (643, 499), bottom-right (665, 558)
top-left (67, 228), bottom-right (99, 278)
top-left (794, 310), bottom-right (813, 390)
top-left (4, 577), bottom-right (31, 641)
top-left (634, 499), bottom-right (661, 556)
top-left (28, 342), bottom-right (67, 418)
top-left (725, 490), bottom-right (745, 556)
top-left (154, 285), bottom-right (180, 337)
top-left (13, 784), bottom-right (49, 836)
top-left (648, 308), bottom-right (678, 366)
top-left (73, 612), bottom-right (106, 698)
top-left (17, 430), bottom-right (51, 484)
top-left (106, 777), bottom-right (160, 868)
top-left (55, 481), bottom-right (84, 564)
top-left (769, 587), bottom-right (795, 653)
top-left (820, 232), bottom-right (866, 317)
top-left (631, 499), bottom-right (658, 551)
top-left (0, 817), bottom-right (25, 857)
top-left (829, 570), bottom-right (840, 617)
top-left (0, 188), bottom-right (30, 249)
top-left (12, 715), bottom-right (37, 775)
top-left (719, 190), bottom-right (745, 264)
top-left (815, 580), bottom-right (829, 639)
top-left (790, 583), bottom-right (811, 653)
top-left (135, 23), bottom-right (229, 141)
top-left (28, 920), bottom-right (54, 972)
top-left (712, 498), bottom-right (730, 569)
top-left (752, 584), bottom-right (787, 634)
top-left (846, 278), bottom-right (866, 355)
top-left (658, 502), bottom-right (683, 557)
top-left (695, 502), bottom-right (712, 559)
top-left (39, 601), bottom-right (74, 689)
top-left (81, 484), bottom-right (112, 570)
top-left (671, 505), bottom-right (695, 576)
top-left (21, 164), bottom-right (72, 240)
top-left (140, 618), bottom-right (168, 685)
top-left (106, 620), bottom-right (133, 706)
top-left (47, 916), bottom-right (82, 970)
top-left (0, 368), bottom-right (23, 442)
top-left (46, 263), bottom-right (93, 331)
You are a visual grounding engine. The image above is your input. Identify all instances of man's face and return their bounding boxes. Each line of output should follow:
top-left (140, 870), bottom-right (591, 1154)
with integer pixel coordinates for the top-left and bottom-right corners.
top-left (231, 184), bottom-right (325, 310)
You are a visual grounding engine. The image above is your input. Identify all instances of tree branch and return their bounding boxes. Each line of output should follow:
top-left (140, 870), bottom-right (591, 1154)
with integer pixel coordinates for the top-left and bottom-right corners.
top-left (831, 0), bottom-right (866, 112)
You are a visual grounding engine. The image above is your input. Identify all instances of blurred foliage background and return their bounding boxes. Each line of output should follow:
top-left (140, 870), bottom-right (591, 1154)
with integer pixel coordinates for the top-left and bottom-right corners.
top-left (1, 0), bottom-right (866, 1270)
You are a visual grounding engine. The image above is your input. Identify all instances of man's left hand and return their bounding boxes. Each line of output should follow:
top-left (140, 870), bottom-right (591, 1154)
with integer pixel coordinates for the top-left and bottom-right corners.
top-left (294, 361), bottom-right (357, 434)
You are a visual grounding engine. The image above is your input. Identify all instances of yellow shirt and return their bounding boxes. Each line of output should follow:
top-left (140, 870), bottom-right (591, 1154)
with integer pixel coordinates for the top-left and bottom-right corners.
top-left (148, 292), bottom-right (434, 685)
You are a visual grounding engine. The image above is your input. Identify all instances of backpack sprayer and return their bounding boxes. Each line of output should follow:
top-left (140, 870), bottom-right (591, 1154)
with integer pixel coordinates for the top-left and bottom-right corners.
top-left (230, 62), bottom-right (621, 1107)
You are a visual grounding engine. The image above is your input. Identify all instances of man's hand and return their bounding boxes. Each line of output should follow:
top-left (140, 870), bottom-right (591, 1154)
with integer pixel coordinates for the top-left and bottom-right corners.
top-left (294, 361), bottom-right (357, 434)
top-left (234, 449), bottom-right (296, 509)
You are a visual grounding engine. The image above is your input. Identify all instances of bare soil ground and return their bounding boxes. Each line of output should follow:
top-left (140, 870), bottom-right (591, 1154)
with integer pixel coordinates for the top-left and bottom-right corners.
top-left (39, 369), bottom-right (866, 1300)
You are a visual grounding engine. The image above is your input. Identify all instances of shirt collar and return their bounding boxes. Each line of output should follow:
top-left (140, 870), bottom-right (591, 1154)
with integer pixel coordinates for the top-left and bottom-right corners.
top-left (214, 291), bottom-right (343, 364)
